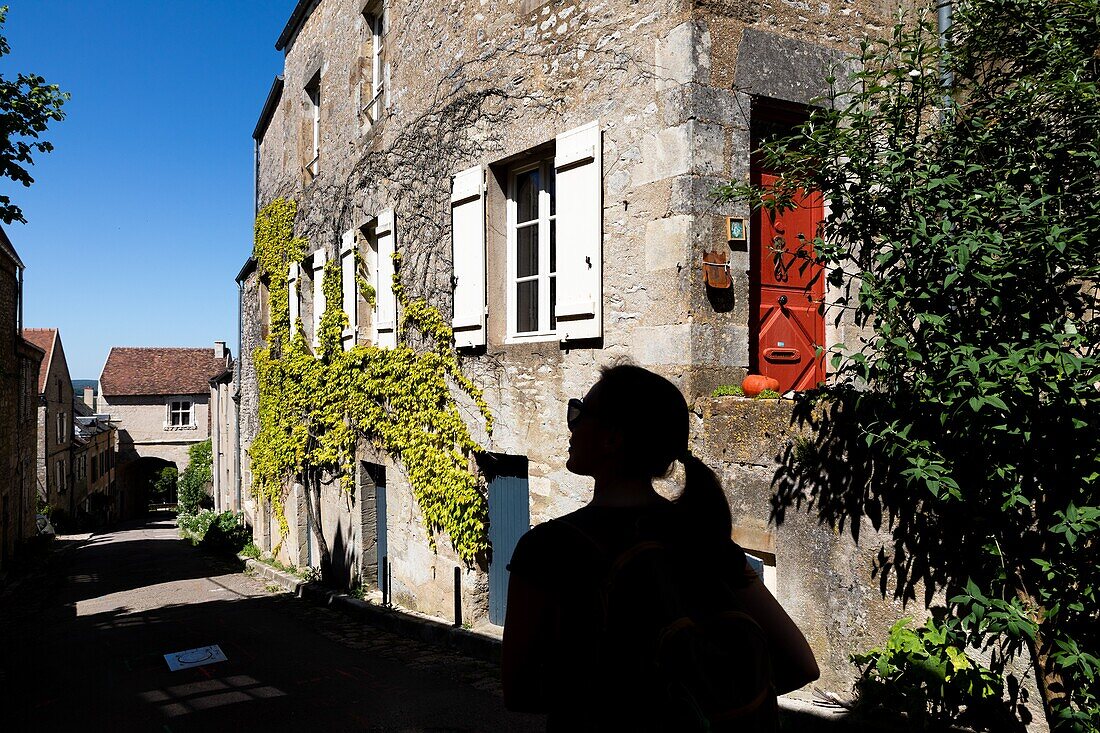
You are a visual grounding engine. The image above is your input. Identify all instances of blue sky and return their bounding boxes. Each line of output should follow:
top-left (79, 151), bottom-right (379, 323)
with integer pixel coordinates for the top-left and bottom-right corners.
top-left (2, 1), bottom-right (295, 378)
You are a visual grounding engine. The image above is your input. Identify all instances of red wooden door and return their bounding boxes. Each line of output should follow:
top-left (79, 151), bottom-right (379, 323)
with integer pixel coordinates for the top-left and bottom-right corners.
top-left (751, 173), bottom-right (825, 392)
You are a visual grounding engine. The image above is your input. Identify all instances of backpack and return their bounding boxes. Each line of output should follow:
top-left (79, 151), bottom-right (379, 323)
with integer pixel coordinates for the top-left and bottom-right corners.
top-left (560, 518), bottom-right (777, 732)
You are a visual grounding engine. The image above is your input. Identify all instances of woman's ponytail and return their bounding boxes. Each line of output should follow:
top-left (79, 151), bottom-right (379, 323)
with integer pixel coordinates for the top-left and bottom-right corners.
top-left (594, 364), bottom-right (733, 543)
top-left (676, 452), bottom-right (732, 544)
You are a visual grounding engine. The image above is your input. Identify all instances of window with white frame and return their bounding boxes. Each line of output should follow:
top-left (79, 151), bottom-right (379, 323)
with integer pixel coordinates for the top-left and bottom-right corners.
top-left (450, 120), bottom-right (602, 348)
top-left (167, 399), bottom-right (195, 427)
top-left (508, 159), bottom-right (557, 336)
top-left (347, 211), bottom-right (396, 349)
top-left (305, 74), bottom-right (321, 180)
top-left (360, 5), bottom-right (386, 124)
top-left (339, 226), bottom-right (372, 350)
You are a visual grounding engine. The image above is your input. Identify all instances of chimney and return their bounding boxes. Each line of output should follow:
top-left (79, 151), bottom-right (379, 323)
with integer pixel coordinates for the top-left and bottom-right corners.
top-left (83, 386), bottom-right (95, 410)
top-left (214, 341), bottom-right (226, 360)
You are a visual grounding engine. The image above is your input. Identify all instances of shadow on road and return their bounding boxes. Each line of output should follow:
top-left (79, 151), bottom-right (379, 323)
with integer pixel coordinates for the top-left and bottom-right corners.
top-left (0, 517), bottom-right (539, 733)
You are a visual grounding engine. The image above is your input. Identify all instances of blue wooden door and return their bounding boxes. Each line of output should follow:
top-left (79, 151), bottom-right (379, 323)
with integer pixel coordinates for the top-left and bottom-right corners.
top-left (488, 473), bottom-right (530, 625)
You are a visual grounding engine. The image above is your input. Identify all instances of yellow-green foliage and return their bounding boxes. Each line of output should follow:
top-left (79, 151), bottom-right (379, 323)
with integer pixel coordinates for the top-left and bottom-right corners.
top-left (249, 199), bottom-right (494, 563)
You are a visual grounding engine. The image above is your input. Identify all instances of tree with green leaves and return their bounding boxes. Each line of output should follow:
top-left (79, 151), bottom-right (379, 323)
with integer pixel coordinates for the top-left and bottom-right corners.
top-left (0, 5), bottom-right (68, 225)
top-left (177, 439), bottom-right (213, 516)
top-left (721, 1), bottom-right (1099, 729)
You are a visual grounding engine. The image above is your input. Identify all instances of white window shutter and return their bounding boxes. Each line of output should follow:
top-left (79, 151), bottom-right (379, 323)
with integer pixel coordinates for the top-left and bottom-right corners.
top-left (554, 120), bottom-right (602, 341)
top-left (312, 249), bottom-right (327, 349)
top-left (451, 165), bottom-right (486, 348)
top-left (374, 209), bottom-right (397, 349)
top-left (288, 263), bottom-right (300, 328)
top-left (340, 230), bottom-right (357, 351)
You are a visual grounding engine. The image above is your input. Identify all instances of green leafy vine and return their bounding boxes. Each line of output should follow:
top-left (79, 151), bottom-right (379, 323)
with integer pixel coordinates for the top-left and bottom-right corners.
top-left (248, 198), bottom-right (493, 563)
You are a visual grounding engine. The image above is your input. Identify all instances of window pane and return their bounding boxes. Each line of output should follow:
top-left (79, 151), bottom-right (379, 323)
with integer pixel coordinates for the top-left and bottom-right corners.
top-left (517, 280), bottom-right (538, 333)
top-left (517, 225), bottom-right (538, 278)
top-left (516, 169), bottom-right (539, 224)
top-left (550, 219), bottom-right (556, 273)
top-left (550, 277), bottom-right (557, 330)
top-left (547, 165), bottom-right (556, 216)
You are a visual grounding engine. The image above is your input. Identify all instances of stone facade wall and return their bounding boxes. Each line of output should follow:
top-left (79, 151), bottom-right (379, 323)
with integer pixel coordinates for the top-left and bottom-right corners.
top-left (237, 270), bottom-right (262, 538)
top-left (0, 252), bottom-right (42, 569)
top-left (72, 427), bottom-right (117, 518)
top-left (695, 397), bottom-right (909, 693)
top-left (244, 0), bottom-right (901, 626)
top-left (210, 377), bottom-right (240, 513)
top-left (37, 337), bottom-right (73, 517)
top-left (100, 394), bottom-right (212, 515)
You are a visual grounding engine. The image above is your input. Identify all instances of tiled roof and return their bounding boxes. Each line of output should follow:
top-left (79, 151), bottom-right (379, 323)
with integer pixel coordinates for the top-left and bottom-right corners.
top-left (100, 347), bottom-right (229, 397)
top-left (22, 328), bottom-right (57, 394)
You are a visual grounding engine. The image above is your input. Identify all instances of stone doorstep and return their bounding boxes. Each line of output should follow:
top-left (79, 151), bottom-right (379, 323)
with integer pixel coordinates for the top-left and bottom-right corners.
top-left (241, 558), bottom-right (909, 731)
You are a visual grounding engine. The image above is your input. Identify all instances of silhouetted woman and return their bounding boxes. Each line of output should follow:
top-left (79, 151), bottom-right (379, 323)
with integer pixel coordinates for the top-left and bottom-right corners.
top-left (502, 364), bottom-right (819, 731)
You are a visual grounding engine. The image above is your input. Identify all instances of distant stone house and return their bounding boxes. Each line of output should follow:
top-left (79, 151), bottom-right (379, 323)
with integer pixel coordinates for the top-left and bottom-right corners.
top-left (99, 343), bottom-right (230, 516)
top-left (208, 358), bottom-right (240, 514)
top-left (0, 227), bottom-right (44, 569)
top-left (238, 0), bottom-right (911, 695)
top-left (71, 398), bottom-right (118, 526)
top-left (22, 328), bottom-right (75, 523)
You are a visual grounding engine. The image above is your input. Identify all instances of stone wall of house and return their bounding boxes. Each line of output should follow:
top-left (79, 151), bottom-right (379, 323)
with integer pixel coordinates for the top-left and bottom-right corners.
top-left (244, 0), bottom-right (901, 621)
top-left (237, 269), bottom-right (263, 542)
top-left (0, 253), bottom-right (42, 569)
top-left (100, 395), bottom-right (211, 510)
top-left (38, 343), bottom-right (73, 517)
top-left (692, 396), bottom-right (909, 694)
top-left (210, 377), bottom-right (240, 514)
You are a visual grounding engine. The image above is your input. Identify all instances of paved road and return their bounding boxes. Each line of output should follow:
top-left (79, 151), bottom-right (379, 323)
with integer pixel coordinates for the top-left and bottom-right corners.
top-left (0, 517), bottom-right (543, 732)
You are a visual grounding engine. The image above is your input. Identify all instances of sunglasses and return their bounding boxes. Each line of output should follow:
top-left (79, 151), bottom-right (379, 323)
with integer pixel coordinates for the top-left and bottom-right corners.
top-left (567, 398), bottom-right (585, 429)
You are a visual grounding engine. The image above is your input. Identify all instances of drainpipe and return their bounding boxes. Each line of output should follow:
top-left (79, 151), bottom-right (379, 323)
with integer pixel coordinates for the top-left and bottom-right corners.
top-left (938, 1), bottom-right (953, 105)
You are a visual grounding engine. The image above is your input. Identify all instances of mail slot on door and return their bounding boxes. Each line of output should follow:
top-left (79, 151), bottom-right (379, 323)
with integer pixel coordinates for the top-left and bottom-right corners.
top-left (764, 347), bottom-right (801, 363)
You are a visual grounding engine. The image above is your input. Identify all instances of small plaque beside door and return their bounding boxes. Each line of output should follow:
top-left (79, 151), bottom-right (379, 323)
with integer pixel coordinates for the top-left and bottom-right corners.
top-left (726, 217), bottom-right (747, 244)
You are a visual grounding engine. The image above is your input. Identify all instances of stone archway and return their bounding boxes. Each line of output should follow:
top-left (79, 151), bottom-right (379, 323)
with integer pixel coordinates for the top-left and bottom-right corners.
top-left (117, 456), bottom-right (177, 516)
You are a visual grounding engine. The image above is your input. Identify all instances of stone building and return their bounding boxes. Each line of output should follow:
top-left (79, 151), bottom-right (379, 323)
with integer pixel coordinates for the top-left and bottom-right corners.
top-left (22, 328), bottom-right (75, 524)
top-left (209, 358), bottom-right (241, 514)
top-left (239, 0), bottom-right (915, 695)
top-left (99, 343), bottom-right (230, 517)
top-left (0, 228), bottom-right (44, 570)
top-left (71, 398), bottom-right (118, 526)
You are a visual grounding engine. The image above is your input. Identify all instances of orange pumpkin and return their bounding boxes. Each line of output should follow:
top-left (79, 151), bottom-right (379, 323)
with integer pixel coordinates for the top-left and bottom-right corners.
top-left (741, 374), bottom-right (772, 397)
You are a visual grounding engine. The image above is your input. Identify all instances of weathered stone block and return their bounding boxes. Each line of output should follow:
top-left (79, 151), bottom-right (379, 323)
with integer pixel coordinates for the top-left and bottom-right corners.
top-left (645, 214), bottom-right (692, 271)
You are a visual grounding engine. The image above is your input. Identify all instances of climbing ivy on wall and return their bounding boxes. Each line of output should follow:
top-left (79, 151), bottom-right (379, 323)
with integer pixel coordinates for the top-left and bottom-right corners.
top-left (248, 198), bottom-right (494, 564)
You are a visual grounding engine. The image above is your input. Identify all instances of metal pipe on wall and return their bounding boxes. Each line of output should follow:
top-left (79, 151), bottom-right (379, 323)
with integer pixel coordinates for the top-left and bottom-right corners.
top-left (938, 1), bottom-right (954, 94)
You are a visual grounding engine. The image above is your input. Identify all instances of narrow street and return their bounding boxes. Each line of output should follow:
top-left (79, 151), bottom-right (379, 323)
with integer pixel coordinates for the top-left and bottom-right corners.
top-left (0, 516), bottom-right (541, 732)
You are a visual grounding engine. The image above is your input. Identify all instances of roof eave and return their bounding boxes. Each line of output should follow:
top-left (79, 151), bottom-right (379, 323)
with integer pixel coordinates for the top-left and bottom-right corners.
top-left (252, 76), bottom-right (284, 142)
top-left (236, 256), bottom-right (257, 283)
top-left (275, 0), bottom-right (317, 52)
